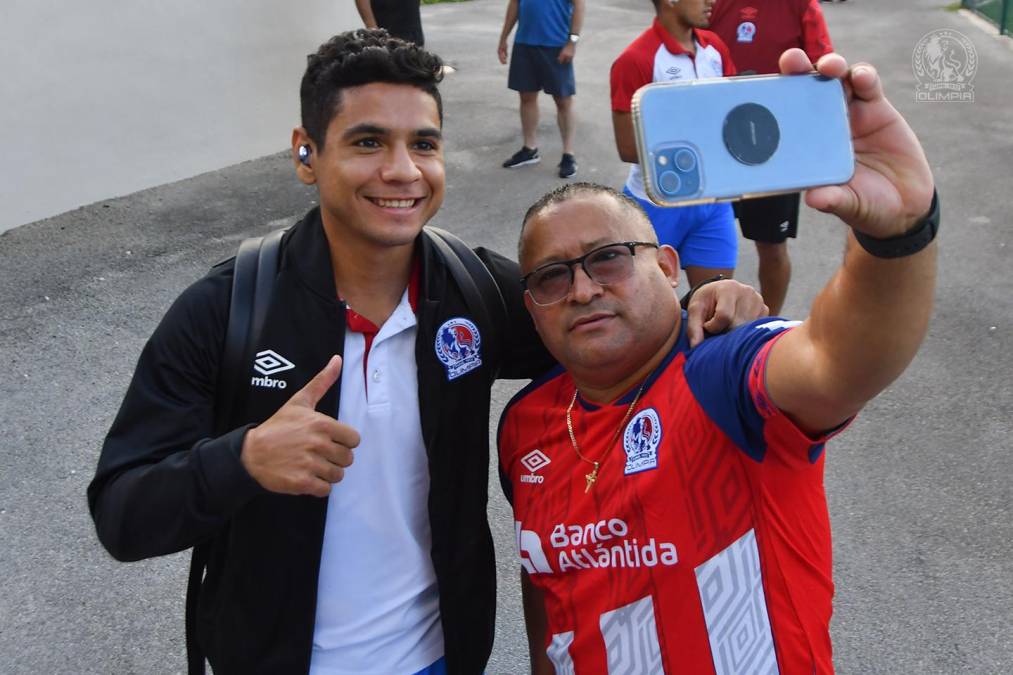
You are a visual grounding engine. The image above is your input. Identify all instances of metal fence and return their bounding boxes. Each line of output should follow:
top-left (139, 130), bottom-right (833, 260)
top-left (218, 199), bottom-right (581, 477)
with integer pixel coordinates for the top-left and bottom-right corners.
top-left (963, 0), bottom-right (1012, 35)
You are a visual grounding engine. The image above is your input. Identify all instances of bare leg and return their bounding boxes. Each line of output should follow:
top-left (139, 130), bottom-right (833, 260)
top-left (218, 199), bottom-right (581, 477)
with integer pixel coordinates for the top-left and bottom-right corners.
top-left (552, 95), bottom-right (575, 155)
top-left (754, 241), bottom-right (791, 315)
top-left (520, 91), bottom-right (539, 149)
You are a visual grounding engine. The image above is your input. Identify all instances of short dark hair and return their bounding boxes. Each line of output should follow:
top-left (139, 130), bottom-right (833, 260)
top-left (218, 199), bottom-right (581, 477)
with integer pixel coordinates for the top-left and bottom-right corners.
top-left (518, 182), bottom-right (655, 260)
top-left (300, 29), bottom-right (444, 149)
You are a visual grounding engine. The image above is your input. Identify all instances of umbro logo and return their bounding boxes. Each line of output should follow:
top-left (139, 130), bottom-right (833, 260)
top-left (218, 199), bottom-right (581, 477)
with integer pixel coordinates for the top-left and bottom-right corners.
top-left (520, 449), bottom-right (550, 484)
top-left (254, 350), bottom-right (295, 375)
top-left (665, 66), bottom-right (682, 78)
top-left (251, 349), bottom-right (294, 389)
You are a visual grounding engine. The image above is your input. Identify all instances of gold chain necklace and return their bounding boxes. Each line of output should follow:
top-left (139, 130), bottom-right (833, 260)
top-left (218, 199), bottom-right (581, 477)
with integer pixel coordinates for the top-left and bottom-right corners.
top-left (565, 380), bottom-right (647, 493)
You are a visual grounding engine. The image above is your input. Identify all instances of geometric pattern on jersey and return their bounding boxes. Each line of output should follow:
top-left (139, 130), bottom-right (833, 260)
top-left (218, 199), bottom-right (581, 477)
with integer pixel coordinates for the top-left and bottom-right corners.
top-left (547, 631), bottom-right (576, 675)
top-left (695, 529), bottom-right (779, 675)
top-left (599, 595), bottom-right (664, 675)
top-left (499, 317), bottom-right (846, 674)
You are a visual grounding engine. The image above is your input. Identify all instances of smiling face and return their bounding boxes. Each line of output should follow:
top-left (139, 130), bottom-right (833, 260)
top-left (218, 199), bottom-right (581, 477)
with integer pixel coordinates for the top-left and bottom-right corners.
top-left (519, 191), bottom-right (683, 392)
top-left (293, 82), bottom-right (445, 251)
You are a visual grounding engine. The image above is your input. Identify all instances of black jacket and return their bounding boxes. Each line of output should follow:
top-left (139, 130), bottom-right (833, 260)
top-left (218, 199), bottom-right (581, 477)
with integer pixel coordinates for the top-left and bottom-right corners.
top-left (88, 209), bottom-right (553, 674)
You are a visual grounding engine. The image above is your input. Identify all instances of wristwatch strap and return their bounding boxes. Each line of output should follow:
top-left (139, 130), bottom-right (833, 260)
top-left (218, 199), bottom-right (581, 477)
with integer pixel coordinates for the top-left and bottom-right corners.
top-left (853, 190), bottom-right (940, 259)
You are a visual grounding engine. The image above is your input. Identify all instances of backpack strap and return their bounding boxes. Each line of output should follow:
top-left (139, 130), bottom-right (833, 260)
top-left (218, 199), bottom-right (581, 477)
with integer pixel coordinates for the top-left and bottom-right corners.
top-left (424, 227), bottom-right (509, 382)
top-left (187, 227), bottom-right (285, 675)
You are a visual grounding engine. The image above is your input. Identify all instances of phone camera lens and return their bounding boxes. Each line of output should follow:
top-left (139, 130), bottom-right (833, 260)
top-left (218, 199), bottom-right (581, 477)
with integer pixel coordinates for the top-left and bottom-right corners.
top-left (659, 171), bottom-right (681, 195)
top-left (674, 149), bottom-right (696, 172)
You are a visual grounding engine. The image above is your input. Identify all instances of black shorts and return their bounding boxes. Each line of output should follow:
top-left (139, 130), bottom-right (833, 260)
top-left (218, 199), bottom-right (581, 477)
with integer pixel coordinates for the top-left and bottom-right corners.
top-left (733, 192), bottom-right (801, 243)
top-left (371, 0), bottom-right (424, 45)
top-left (508, 44), bottom-right (576, 97)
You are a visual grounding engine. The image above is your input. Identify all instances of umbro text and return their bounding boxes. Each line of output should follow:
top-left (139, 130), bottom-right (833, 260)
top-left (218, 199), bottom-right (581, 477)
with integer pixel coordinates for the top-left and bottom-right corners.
top-left (251, 375), bottom-right (288, 389)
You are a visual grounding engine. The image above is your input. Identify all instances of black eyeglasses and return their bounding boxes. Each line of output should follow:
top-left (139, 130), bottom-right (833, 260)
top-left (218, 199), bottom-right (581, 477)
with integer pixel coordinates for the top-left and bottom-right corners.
top-left (521, 241), bottom-right (659, 306)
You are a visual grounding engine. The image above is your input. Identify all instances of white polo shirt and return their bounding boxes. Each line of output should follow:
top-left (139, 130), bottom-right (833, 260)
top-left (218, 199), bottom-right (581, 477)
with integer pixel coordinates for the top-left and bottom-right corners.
top-left (310, 278), bottom-right (443, 675)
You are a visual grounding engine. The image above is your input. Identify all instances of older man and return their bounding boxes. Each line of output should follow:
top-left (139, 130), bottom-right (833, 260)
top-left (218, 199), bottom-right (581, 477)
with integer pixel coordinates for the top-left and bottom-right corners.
top-left (500, 49), bottom-right (937, 674)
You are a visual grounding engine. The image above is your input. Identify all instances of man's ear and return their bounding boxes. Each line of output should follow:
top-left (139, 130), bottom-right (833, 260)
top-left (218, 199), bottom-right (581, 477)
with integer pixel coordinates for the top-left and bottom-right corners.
top-left (657, 244), bottom-right (680, 290)
top-left (291, 127), bottom-right (317, 186)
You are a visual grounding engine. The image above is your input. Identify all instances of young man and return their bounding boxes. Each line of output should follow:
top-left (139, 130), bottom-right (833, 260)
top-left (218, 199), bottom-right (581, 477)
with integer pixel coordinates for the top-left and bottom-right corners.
top-left (501, 50), bottom-right (937, 673)
top-left (611, 0), bottom-right (739, 288)
top-left (88, 30), bottom-right (764, 675)
top-left (498, 0), bottom-right (586, 178)
top-left (710, 0), bottom-right (834, 313)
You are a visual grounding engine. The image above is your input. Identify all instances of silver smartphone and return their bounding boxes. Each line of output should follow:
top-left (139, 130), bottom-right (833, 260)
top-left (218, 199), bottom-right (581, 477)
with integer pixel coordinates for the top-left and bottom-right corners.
top-left (631, 73), bottom-right (854, 207)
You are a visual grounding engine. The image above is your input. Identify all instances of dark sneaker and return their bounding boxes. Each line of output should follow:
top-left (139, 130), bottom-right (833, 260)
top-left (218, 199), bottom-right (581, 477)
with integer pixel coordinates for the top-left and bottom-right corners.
top-left (558, 153), bottom-right (577, 179)
top-left (502, 146), bottom-right (540, 168)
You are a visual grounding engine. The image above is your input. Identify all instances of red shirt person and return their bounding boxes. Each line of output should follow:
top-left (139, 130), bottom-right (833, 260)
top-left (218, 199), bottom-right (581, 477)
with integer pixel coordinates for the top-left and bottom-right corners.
top-left (710, 1), bottom-right (832, 76)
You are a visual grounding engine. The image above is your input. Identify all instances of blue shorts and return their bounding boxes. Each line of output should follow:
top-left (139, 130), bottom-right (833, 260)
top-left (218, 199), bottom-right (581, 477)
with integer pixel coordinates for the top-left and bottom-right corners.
top-left (625, 188), bottom-right (738, 269)
top-left (508, 43), bottom-right (575, 97)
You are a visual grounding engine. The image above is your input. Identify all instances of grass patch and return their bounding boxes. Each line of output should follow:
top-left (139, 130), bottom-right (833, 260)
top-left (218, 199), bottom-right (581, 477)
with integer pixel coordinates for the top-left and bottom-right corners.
top-left (944, 2), bottom-right (963, 10)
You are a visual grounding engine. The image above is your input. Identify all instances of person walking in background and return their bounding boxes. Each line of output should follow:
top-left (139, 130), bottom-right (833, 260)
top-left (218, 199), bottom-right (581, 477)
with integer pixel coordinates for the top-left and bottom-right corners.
top-left (710, 0), bottom-right (834, 313)
top-left (610, 0), bottom-right (739, 288)
top-left (356, 0), bottom-right (425, 45)
top-left (498, 0), bottom-right (585, 179)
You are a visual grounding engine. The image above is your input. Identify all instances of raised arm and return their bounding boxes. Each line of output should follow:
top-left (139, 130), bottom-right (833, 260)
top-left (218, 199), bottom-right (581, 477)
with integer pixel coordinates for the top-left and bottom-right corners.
top-left (765, 50), bottom-right (937, 433)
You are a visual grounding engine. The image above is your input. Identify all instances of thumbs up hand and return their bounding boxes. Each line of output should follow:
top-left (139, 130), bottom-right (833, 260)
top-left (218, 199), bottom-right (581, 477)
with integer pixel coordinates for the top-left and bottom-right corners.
top-left (240, 356), bottom-right (361, 497)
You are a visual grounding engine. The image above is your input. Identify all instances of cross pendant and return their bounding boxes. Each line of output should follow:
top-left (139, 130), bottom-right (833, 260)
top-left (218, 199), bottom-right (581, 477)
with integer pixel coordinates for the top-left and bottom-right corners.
top-left (584, 463), bottom-right (600, 493)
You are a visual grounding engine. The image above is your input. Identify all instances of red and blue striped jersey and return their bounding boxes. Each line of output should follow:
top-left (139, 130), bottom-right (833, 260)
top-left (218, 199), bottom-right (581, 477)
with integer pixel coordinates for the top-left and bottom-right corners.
top-left (498, 316), bottom-right (847, 674)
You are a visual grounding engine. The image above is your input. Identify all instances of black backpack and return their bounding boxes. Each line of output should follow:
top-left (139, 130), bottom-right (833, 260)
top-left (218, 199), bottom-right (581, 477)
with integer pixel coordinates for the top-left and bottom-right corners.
top-left (185, 226), bottom-right (508, 674)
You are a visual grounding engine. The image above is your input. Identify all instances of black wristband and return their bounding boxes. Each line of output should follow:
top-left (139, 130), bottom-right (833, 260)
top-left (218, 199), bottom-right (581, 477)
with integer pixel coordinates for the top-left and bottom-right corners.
top-left (679, 274), bottom-right (725, 310)
top-left (853, 190), bottom-right (940, 259)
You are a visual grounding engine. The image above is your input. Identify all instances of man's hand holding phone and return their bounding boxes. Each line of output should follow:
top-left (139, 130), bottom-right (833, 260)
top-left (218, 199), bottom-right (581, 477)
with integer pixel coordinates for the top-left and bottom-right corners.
top-left (784, 49), bottom-right (935, 237)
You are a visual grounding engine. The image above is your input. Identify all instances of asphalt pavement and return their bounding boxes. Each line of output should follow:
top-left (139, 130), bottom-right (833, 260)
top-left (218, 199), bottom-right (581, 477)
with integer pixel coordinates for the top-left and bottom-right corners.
top-left (1, 0), bottom-right (1010, 672)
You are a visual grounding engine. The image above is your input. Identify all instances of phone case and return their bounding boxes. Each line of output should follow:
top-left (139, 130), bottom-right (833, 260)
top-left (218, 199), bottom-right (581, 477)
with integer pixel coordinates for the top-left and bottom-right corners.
top-left (631, 73), bottom-right (854, 207)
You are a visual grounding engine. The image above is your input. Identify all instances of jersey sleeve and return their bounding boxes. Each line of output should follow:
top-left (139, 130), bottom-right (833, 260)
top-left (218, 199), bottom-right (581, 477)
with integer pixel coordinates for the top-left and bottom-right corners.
top-left (610, 51), bottom-right (648, 113)
top-left (801, 0), bottom-right (834, 63)
top-left (684, 318), bottom-right (847, 463)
